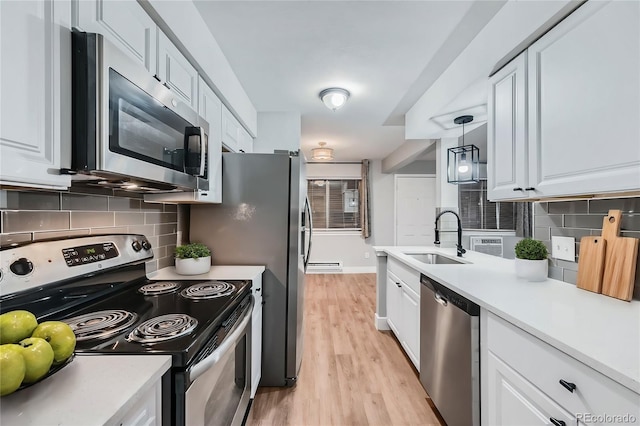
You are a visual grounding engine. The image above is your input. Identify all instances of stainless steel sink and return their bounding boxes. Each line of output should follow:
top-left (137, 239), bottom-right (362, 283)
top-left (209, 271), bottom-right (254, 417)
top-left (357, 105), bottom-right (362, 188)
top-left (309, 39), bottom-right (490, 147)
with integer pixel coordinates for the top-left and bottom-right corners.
top-left (404, 253), bottom-right (466, 265)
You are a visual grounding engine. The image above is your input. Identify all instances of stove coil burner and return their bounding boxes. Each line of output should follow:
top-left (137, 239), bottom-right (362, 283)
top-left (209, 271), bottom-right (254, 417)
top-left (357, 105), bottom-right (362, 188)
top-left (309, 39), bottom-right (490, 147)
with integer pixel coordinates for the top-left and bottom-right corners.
top-left (127, 314), bottom-right (198, 344)
top-left (64, 310), bottom-right (138, 342)
top-left (180, 281), bottom-right (235, 300)
top-left (139, 281), bottom-right (180, 296)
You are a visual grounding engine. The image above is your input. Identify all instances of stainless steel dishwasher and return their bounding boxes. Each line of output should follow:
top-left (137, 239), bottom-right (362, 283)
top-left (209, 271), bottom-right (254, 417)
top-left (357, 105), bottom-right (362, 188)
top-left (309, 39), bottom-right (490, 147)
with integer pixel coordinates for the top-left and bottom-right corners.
top-left (420, 273), bottom-right (480, 426)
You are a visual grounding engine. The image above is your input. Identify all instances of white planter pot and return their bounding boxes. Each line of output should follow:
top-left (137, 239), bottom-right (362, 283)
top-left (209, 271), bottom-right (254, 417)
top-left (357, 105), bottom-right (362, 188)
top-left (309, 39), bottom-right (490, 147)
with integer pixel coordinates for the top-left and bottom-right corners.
top-left (515, 258), bottom-right (548, 282)
top-left (175, 256), bottom-right (211, 275)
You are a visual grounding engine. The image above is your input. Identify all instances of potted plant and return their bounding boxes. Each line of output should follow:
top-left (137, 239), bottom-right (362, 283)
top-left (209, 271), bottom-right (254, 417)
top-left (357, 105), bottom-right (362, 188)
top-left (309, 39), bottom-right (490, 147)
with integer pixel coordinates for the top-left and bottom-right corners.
top-left (174, 243), bottom-right (212, 275)
top-left (514, 238), bottom-right (549, 282)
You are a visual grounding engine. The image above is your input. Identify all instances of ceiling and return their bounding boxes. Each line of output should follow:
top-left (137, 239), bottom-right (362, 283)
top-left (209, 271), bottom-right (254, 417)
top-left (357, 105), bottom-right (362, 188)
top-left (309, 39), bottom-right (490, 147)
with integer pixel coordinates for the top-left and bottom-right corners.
top-left (193, 1), bottom-right (501, 162)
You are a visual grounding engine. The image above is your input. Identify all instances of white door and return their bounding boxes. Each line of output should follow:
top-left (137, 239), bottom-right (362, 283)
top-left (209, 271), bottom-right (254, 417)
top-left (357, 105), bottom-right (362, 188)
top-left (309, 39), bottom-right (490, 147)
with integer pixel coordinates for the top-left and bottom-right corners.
top-left (395, 176), bottom-right (436, 246)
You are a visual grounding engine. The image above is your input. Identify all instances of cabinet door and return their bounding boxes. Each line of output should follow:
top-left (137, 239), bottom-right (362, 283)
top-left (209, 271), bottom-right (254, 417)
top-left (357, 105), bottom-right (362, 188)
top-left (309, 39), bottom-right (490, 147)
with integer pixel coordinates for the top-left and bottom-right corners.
top-left (157, 30), bottom-right (198, 110)
top-left (0, 0), bottom-right (71, 189)
top-left (238, 127), bottom-right (253, 154)
top-left (198, 77), bottom-right (222, 203)
top-left (486, 350), bottom-right (575, 426)
top-left (401, 284), bottom-right (420, 370)
top-left (251, 300), bottom-right (263, 398)
top-left (528, 0), bottom-right (640, 197)
top-left (74, 0), bottom-right (156, 73)
top-left (222, 106), bottom-right (241, 152)
top-left (386, 274), bottom-right (402, 338)
top-left (487, 52), bottom-right (529, 201)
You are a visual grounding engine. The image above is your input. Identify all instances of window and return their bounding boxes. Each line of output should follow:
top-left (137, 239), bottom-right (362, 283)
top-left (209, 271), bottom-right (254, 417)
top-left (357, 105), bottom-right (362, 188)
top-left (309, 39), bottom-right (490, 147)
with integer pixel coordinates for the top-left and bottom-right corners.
top-left (458, 181), bottom-right (515, 230)
top-left (307, 179), bottom-right (361, 230)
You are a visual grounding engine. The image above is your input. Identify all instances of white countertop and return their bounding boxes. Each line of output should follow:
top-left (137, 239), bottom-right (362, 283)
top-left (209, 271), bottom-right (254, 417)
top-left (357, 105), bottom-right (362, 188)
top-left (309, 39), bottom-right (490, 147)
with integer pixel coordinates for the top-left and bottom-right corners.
top-left (375, 246), bottom-right (640, 394)
top-left (148, 265), bottom-right (265, 281)
top-left (0, 354), bottom-right (171, 425)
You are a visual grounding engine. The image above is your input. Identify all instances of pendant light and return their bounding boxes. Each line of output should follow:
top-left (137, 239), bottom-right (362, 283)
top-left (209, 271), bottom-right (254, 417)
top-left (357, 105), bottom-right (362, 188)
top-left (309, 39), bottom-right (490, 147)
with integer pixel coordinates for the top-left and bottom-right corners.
top-left (319, 88), bottom-right (350, 111)
top-left (447, 115), bottom-right (479, 184)
top-left (311, 142), bottom-right (334, 161)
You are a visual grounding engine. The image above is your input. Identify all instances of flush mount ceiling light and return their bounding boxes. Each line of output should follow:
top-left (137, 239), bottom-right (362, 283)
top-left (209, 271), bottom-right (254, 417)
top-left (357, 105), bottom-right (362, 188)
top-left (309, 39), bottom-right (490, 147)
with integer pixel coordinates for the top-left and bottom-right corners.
top-left (319, 88), bottom-right (350, 111)
top-left (311, 142), bottom-right (334, 161)
top-left (447, 115), bottom-right (480, 184)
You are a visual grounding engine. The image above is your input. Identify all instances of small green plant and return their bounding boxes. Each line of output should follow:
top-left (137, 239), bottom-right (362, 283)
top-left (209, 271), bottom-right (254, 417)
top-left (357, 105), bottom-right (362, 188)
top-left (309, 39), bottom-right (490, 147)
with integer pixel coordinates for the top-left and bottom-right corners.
top-left (515, 238), bottom-right (548, 260)
top-left (175, 243), bottom-right (211, 259)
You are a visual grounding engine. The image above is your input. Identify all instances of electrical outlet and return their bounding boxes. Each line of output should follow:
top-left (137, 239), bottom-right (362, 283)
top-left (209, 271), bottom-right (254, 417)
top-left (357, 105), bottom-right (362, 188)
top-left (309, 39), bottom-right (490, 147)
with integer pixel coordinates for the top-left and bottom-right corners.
top-left (364, 252), bottom-right (370, 259)
top-left (551, 236), bottom-right (575, 262)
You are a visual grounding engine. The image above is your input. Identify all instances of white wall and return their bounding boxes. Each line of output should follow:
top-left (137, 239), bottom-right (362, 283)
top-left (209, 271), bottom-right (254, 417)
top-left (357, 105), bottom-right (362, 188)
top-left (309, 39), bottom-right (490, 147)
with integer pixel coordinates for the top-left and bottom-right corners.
top-left (252, 112), bottom-right (301, 154)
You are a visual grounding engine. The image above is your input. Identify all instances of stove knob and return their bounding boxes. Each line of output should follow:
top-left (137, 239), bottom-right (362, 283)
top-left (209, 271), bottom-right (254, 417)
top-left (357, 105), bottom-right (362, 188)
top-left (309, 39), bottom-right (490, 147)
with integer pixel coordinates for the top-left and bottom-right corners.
top-left (10, 258), bottom-right (33, 276)
top-left (131, 240), bottom-right (142, 252)
top-left (141, 240), bottom-right (152, 251)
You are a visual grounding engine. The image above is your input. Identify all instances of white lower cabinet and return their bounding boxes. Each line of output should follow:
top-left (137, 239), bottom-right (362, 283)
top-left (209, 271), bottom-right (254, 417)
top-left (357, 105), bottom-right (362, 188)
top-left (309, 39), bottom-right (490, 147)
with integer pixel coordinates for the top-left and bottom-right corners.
top-left (115, 377), bottom-right (162, 426)
top-left (386, 259), bottom-right (420, 370)
top-left (251, 275), bottom-right (263, 399)
top-left (482, 310), bottom-right (640, 426)
top-left (386, 273), bottom-right (403, 337)
top-left (0, 0), bottom-right (71, 189)
top-left (486, 350), bottom-right (575, 426)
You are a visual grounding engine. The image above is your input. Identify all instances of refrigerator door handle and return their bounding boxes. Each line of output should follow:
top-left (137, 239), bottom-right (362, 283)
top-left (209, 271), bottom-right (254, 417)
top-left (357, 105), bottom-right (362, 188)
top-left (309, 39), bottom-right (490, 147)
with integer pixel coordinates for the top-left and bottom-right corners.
top-left (303, 197), bottom-right (313, 272)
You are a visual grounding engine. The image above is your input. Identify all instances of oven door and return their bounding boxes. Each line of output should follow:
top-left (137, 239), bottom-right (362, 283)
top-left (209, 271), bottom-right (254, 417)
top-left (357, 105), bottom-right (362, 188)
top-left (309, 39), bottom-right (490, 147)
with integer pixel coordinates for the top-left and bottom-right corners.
top-left (185, 298), bottom-right (253, 426)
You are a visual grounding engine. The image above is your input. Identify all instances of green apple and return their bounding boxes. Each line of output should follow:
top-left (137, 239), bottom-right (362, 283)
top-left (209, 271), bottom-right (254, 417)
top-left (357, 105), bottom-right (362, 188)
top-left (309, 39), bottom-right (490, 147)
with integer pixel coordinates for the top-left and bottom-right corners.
top-left (31, 321), bottom-right (76, 364)
top-left (0, 310), bottom-right (38, 344)
top-left (0, 344), bottom-right (26, 396)
top-left (18, 337), bottom-right (54, 383)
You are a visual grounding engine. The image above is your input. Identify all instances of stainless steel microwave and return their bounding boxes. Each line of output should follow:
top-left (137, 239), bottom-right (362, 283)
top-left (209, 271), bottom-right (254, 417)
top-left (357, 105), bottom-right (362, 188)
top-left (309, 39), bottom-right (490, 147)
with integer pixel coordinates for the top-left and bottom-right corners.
top-left (70, 31), bottom-right (209, 193)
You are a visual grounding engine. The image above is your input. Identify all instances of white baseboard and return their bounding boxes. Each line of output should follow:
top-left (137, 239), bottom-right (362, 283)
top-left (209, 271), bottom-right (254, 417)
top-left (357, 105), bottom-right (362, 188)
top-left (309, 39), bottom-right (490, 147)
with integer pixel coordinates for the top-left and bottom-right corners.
top-left (341, 266), bottom-right (377, 274)
top-left (375, 314), bottom-right (390, 331)
top-left (306, 266), bottom-right (376, 274)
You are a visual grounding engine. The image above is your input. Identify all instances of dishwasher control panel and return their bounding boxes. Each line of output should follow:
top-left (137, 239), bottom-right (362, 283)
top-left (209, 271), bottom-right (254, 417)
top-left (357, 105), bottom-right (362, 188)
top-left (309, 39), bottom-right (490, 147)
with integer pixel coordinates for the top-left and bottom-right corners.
top-left (420, 274), bottom-right (480, 316)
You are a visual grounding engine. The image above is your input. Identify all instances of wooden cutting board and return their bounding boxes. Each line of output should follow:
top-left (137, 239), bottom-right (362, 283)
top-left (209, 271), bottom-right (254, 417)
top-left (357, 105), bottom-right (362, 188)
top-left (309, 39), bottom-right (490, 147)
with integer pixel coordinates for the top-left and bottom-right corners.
top-left (576, 236), bottom-right (606, 293)
top-left (601, 210), bottom-right (639, 301)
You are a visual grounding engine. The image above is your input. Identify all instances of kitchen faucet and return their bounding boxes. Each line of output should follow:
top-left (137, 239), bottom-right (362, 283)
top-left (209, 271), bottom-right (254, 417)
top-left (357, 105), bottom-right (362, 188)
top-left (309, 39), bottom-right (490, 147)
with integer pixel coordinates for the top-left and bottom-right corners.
top-left (434, 210), bottom-right (466, 257)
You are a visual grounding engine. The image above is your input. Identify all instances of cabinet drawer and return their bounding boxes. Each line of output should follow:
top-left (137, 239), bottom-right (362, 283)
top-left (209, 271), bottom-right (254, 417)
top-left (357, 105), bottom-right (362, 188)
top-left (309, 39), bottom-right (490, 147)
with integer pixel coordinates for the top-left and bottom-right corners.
top-left (487, 312), bottom-right (640, 424)
top-left (388, 257), bottom-right (420, 294)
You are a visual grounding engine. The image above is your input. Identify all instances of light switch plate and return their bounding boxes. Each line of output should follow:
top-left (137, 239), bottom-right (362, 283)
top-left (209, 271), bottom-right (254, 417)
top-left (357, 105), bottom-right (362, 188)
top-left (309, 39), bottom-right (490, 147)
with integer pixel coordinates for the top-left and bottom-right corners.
top-left (551, 236), bottom-right (576, 262)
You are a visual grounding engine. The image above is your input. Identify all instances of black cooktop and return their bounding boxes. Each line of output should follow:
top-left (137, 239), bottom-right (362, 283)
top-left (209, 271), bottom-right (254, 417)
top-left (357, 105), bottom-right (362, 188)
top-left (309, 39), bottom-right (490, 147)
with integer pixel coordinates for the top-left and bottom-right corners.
top-left (1, 269), bottom-right (251, 368)
top-left (58, 278), bottom-right (251, 367)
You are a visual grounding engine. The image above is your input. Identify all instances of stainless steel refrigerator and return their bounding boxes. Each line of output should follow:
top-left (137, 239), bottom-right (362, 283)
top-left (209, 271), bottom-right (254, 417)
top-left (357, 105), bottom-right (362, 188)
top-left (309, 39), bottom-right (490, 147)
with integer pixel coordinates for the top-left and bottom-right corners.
top-left (190, 151), bottom-right (312, 387)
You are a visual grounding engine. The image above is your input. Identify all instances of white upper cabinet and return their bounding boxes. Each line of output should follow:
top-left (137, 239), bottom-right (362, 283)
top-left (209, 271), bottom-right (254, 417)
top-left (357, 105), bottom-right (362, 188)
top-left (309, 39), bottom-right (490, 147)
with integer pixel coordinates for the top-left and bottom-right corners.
top-left (74, 0), bottom-right (156, 73)
top-left (238, 127), bottom-right (254, 154)
top-left (0, 0), bottom-right (71, 189)
top-left (488, 0), bottom-right (640, 201)
top-left (488, 53), bottom-right (529, 201)
top-left (527, 0), bottom-right (640, 198)
top-left (197, 77), bottom-right (222, 203)
top-left (222, 106), bottom-right (241, 152)
top-left (157, 30), bottom-right (198, 110)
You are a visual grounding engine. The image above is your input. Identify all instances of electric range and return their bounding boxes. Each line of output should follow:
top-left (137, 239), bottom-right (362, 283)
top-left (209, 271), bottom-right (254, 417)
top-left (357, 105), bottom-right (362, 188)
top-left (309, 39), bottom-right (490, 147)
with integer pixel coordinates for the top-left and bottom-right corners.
top-left (0, 234), bottom-right (253, 426)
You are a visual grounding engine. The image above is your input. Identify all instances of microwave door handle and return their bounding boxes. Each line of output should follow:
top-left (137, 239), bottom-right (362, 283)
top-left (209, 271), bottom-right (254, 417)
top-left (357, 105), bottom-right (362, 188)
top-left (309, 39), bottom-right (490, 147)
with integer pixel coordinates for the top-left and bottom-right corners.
top-left (198, 127), bottom-right (206, 177)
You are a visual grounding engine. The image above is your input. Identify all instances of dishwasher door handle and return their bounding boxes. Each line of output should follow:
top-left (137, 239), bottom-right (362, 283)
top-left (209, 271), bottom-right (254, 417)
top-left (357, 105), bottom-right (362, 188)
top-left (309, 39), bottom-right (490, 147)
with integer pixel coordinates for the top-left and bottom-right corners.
top-left (434, 291), bottom-right (448, 307)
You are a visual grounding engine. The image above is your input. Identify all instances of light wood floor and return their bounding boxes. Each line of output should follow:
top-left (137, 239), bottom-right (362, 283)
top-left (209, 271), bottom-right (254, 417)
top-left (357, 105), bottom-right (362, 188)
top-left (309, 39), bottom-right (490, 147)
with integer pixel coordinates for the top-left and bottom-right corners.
top-left (247, 273), bottom-right (443, 426)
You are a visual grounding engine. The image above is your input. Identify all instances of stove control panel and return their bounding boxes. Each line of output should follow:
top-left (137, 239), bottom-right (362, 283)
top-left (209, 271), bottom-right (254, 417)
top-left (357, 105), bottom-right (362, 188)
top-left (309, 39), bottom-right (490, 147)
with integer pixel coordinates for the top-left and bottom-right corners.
top-left (62, 243), bottom-right (119, 267)
top-left (0, 234), bottom-right (153, 298)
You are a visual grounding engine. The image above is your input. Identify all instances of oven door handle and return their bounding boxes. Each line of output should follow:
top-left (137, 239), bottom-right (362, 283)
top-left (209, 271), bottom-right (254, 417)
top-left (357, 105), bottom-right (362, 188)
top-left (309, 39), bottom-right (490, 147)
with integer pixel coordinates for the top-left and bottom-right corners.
top-left (188, 297), bottom-right (254, 381)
